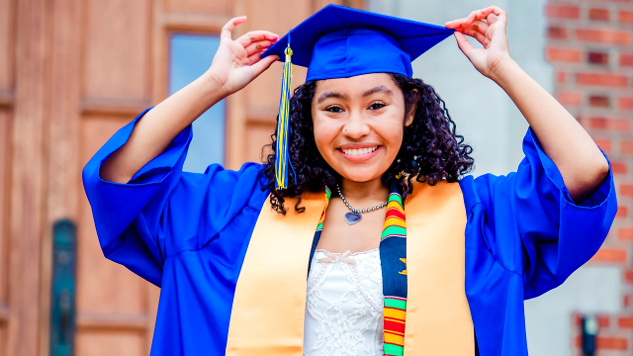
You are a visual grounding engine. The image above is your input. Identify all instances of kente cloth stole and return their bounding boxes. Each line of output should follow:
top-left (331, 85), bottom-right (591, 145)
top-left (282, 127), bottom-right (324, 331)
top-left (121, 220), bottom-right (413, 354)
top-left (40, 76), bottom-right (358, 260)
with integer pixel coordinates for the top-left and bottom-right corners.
top-left (226, 181), bottom-right (474, 356)
top-left (308, 183), bottom-right (408, 355)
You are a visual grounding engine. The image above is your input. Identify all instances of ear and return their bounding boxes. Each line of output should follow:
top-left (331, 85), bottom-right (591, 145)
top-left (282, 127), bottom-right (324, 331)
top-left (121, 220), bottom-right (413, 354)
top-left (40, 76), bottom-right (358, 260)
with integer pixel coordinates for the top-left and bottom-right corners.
top-left (404, 89), bottom-right (418, 127)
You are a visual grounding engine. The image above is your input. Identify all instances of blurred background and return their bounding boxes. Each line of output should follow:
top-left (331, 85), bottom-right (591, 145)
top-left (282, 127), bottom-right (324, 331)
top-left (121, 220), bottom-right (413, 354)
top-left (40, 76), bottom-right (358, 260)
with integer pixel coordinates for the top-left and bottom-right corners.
top-left (0, 0), bottom-right (631, 355)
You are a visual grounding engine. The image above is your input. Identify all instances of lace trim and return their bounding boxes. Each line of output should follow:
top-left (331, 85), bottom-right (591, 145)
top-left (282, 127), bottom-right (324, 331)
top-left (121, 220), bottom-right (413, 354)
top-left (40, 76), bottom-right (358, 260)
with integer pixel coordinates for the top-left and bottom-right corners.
top-left (305, 245), bottom-right (384, 355)
top-left (313, 247), bottom-right (380, 258)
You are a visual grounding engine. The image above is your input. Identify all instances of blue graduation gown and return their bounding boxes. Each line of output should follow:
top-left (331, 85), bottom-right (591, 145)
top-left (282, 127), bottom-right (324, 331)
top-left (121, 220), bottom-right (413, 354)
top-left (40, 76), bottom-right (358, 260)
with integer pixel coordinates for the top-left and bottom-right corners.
top-left (82, 110), bottom-right (617, 355)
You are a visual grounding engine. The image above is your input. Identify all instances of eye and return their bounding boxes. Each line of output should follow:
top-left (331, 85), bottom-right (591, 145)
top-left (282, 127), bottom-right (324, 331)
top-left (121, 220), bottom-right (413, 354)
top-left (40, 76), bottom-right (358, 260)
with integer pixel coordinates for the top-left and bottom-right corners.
top-left (369, 102), bottom-right (386, 110)
top-left (325, 105), bottom-right (344, 113)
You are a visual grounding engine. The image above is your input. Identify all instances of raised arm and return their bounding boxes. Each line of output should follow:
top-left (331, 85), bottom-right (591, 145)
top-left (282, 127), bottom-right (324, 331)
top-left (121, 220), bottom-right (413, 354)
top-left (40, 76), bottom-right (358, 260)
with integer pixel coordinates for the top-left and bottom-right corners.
top-left (446, 7), bottom-right (609, 202)
top-left (101, 17), bottom-right (279, 183)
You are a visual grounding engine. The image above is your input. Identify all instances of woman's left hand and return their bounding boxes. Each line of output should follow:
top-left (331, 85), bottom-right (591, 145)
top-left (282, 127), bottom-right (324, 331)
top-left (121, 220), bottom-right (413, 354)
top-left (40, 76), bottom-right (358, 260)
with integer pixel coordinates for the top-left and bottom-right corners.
top-left (445, 6), bottom-right (513, 80)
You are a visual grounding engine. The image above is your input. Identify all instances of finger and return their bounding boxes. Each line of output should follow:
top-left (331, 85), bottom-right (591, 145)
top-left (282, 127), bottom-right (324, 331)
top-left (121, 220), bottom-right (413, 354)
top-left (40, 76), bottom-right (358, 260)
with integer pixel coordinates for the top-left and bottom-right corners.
top-left (488, 11), bottom-right (507, 28)
top-left (250, 54), bottom-right (280, 76)
top-left (445, 18), bottom-right (465, 29)
top-left (465, 6), bottom-right (507, 25)
top-left (247, 49), bottom-right (267, 65)
top-left (459, 20), bottom-right (489, 39)
top-left (462, 29), bottom-right (486, 46)
top-left (221, 16), bottom-right (247, 41)
top-left (465, 9), bottom-right (486, 25)
top-left (235, 30), bottom-right (279, 47)
top-left (480, 6), bottom-right (506, 18)
top-left (454, 32), bottom-right (476, 58)
top-left (244, 40), bottom-right (276, 56)
top-left (471, 20), bottom-right (490, 34)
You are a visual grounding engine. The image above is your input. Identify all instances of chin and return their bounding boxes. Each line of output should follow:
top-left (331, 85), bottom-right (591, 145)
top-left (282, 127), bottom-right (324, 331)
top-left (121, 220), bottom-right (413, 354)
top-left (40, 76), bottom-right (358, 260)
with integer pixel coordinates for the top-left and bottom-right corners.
top-left (338, 168), bottom-right (384, 183)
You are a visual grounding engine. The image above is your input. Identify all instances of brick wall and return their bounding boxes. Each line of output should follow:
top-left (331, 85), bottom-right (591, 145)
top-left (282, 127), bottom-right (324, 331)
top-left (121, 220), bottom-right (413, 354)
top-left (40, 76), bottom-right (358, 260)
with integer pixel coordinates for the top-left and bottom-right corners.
top-left (546, 0), bottom-right (633, 354)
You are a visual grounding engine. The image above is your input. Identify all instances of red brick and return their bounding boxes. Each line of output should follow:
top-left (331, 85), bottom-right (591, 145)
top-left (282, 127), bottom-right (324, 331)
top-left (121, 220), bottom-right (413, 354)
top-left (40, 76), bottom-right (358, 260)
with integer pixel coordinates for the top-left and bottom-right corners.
top-left (596, 337), bottom-right (628, 350)
top-left (576, 29), bottom-right (631, 44)
top-left (611, 161), bottom-right (627, 174)
top-left (622, 141), bottom-right (633, 154)
top-left (618, 97), bottom-right (633, 110)
top-left (620, 10), bottom-right (633, 24)
top-left (621, 54), bottom-right (633, 66)
top-left (589, 95), bottom-right (610, 107)
top-left (620, 316), bottom-right (633, 328)
top-left (619, 227), bottom-right (633, 240)
top-left (594, 138), bottom-right (611, 152)
top-left (574, 335), bottom-right (581, 348)
top-left (557, 92), bottom-right (582, 106)
top-left (546, 47), bottom-right (581, 62)
top-left (589, 117), bottom-right (630, 131)
top-left (589, 8), bottom-right (610, 21)
top-left (572, 314), bottom-right (610, 328)
top-left (625, 270), bottom-right (633, 284)
top-left (591, 248), bottom-right (627, 262)
top-left (588, 51), bottom-right (609, 65)
top-left (575, 333), bottom-right (624, 349)
top-left (616, 205), bottom-right (628, 218)
top-left (556, 71), bottom-right (566, 83)
top-left (548, 26), bottom-right (568, 40)
top-left (576, 73), bottom-right (628, 87)
top-left (547, 5), bottom-right (580, 19)
top-left (621, 184), bottom-right (633, 197)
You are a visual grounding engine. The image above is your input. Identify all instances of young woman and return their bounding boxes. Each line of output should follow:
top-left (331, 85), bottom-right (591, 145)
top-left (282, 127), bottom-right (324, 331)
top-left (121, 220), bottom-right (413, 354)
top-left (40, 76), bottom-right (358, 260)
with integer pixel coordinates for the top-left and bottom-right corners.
top-left (83, 5), bottom-right (616, 356)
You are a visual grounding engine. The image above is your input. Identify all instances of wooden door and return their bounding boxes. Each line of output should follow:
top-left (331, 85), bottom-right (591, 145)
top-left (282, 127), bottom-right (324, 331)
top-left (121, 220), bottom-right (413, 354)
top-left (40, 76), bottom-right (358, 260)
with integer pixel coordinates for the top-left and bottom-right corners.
top-left (0, 0), bottom-right (362, 355)
top-left (0, 0), bottom-right (13, 353)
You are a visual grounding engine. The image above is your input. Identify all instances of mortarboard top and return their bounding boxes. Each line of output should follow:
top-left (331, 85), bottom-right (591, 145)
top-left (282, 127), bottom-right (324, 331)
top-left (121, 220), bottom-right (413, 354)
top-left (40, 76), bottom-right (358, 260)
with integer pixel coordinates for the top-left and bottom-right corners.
top-left (261, 4), bottom-right (455, 81)
top-left (265, 5), bottom-right (454, 190)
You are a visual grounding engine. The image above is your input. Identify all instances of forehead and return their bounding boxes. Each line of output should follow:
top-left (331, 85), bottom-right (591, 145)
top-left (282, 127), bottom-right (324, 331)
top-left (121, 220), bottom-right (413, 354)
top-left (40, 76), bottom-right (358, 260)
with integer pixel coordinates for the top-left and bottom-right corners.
top-left (313, 72), bottom-right (398, 94)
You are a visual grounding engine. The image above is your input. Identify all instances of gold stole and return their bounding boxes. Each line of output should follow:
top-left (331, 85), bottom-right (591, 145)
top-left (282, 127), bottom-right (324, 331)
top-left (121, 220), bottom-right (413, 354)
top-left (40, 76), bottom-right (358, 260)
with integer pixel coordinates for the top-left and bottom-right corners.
top-left (226, 182), bottom-right (474, 355)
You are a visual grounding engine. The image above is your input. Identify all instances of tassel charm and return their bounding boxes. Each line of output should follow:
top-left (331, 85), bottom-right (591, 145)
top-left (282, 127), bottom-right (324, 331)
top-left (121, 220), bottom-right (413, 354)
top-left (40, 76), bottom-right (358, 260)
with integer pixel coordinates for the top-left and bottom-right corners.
top-left (275, 43), bottom-right (294, 190)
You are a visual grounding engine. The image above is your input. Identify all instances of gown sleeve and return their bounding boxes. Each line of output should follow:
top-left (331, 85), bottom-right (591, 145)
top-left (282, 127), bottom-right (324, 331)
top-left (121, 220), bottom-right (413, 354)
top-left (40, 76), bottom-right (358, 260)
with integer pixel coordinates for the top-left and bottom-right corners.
top-left (472, 128), bottom-right (617, 299)
top-left (82, 109), bottom-right (266, 287)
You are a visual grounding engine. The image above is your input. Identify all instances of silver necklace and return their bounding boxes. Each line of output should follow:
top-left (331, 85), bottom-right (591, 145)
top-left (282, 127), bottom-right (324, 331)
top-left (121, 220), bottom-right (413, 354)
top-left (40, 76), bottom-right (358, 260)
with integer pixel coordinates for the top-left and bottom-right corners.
top-left (336, 184), bottom-right (388, 225)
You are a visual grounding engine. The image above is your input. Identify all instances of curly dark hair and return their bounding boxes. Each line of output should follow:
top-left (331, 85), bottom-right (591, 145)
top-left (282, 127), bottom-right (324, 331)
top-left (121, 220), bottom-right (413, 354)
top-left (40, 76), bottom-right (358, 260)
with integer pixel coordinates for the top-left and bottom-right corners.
top-left (261, 73), bottom-right (474, 214)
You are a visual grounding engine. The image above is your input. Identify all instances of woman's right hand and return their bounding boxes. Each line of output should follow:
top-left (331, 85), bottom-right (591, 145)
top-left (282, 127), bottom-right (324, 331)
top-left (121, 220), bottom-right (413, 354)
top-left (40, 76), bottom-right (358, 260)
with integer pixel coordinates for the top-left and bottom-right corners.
top-left (101, 17), bottom-right (278, 184)
top-left (207, 16), bottom-right (280, 97)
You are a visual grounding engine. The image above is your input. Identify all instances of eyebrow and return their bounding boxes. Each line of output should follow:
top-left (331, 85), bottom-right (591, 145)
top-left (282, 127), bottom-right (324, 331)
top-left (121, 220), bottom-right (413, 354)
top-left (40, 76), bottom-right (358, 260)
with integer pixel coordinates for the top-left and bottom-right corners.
top-left (317, 91), bottom-right (350, 104)
top-left (316, 85), bottom-right (394, 104)
top-left (362, 85), bottom-right (394, 97)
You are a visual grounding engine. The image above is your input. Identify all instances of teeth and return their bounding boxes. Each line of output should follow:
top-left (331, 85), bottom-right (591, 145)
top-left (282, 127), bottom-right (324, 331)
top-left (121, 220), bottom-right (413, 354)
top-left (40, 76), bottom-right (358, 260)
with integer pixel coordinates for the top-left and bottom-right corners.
top-left (342, 146), bottom-right (378, 156)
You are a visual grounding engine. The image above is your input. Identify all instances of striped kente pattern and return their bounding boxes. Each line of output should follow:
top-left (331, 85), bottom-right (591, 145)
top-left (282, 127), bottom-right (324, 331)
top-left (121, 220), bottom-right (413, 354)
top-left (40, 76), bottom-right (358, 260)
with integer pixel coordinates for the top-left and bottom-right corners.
top-left (382, 191), bottom-right (407, 356)
top-left (381, 192), bottom-right (406, 240)
top-left (313, 187), bottom-right (407, 355)
top-left (384, 297), bottom-right (407, 356)
top-left (316, 187), bottom-right (331, 231)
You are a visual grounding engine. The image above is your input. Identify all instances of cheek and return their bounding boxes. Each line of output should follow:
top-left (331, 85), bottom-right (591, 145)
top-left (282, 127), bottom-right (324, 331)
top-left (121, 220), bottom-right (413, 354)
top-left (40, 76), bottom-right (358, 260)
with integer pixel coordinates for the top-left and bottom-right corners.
top-left (312, 117), bottom-right (339, 156)
top-left (386, 125), bottom-right (404, 143)
top-left (313, 119), bottom-right (335, 160)
top-left (380, 116), bottom-right (405, 148)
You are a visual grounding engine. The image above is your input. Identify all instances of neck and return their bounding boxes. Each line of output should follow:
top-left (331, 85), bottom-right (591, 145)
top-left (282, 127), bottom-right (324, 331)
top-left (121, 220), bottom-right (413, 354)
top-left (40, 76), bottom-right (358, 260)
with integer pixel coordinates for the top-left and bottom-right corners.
top-left (339, 176), bottom-right (389, 205)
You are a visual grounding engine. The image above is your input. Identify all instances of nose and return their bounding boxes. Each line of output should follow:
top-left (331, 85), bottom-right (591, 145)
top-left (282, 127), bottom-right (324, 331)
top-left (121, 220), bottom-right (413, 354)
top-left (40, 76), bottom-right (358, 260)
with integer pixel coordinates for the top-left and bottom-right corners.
top-left (343, 110), bottom-right (371, 138)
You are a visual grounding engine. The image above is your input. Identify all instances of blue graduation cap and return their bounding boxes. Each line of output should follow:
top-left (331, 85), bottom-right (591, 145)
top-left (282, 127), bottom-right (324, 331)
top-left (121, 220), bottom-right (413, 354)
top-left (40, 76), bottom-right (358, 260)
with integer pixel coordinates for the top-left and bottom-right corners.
top-left (261, 4), bottom-right (454, 189)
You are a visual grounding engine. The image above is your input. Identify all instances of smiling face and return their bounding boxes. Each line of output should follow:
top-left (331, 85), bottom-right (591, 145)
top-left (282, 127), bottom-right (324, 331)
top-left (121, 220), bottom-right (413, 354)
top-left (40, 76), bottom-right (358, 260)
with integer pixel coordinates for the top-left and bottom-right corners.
top-left (311, 73), bottom-right (414, 184)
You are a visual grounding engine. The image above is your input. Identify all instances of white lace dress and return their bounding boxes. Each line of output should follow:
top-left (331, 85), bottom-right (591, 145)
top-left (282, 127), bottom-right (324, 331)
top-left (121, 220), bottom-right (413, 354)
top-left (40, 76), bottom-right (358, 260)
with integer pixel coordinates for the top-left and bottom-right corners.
top-left (303, 249), bottom-right (384, 356)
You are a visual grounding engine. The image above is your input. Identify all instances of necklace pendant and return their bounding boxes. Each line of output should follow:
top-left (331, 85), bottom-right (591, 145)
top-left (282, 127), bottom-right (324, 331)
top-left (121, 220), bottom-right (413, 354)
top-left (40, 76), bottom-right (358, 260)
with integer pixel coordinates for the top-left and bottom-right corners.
top-left (344, 211), bottom-right (362, 225)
